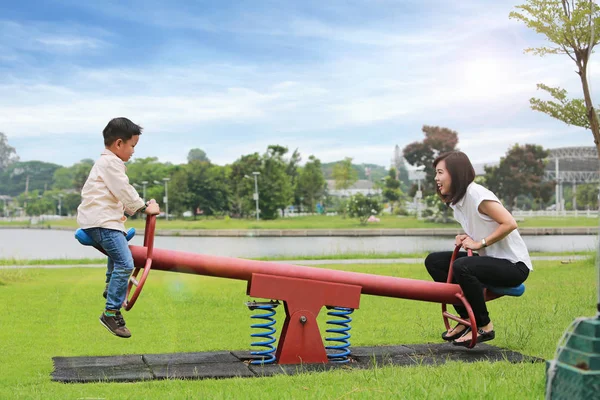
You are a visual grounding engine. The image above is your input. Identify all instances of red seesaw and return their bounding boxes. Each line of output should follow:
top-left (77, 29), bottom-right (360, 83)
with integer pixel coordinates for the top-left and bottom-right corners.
top-left (76, 215), bottom-right (524, 363)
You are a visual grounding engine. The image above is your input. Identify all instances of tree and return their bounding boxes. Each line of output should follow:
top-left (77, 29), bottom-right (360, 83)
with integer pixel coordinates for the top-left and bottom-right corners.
top-left (0, 161), bottom-right (62, 196)
top-left (187, 148), bottom-right (210, 163)
top-left (332, 157), bottom-right (358, 192)
top-left (382, 167), bottom-right (402, 212)
top-left (72, 159), bottom-right (94, 191)
top-left (0, 132), bottom-right (19, 172)
top-left (483, 144), bottom-right (553, 211)
top-left (61, 192), bottom-right (82, 216)
top-left (296, 155), bottom-right (326, 212)
top-left (321, 161), bottom-right (387, 181)
top-left (403, 125), bottom-right (459, 194)
top-left (259, 145), bottom-right (294, 219)
top-left (228, 153), bottom-right (262, 217)
top-left (286, 148), bottom-right (302, 207)
top-left (530, 83), bottom-right (591, 128)
top-left (170, 161), bottom-right (230, 217)
top-left (52, 167), bottom-right (75, 190)
top-left (576, 183), bottom-right (599, 209)
top-left (126, 157), bottom-right (174, 185)
top-left (346, 193), bottom-right (382, 225)
top-left (392, 145), bottom-right (411, 191)
top-left (510, 1), bottom-right (600, 156)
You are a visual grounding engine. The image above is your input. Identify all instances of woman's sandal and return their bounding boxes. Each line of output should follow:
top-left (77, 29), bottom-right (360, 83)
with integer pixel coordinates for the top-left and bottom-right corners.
top-left (441, 324), bottom-right (467, 341)
top-left (452, 328), bottom-right (495, 347)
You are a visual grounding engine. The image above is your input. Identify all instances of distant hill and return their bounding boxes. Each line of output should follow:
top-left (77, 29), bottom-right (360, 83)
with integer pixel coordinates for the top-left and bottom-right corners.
top-left (321, 162), bottom-right (388, 181)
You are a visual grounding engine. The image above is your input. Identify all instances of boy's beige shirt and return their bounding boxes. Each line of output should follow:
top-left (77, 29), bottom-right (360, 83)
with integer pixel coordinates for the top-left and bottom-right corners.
top-left (77, 149), bottom-right (145, 233)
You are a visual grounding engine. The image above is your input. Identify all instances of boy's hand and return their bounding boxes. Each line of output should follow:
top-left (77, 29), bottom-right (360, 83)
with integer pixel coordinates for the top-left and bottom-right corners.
top-left (144, 199), bottom-right (161, 215)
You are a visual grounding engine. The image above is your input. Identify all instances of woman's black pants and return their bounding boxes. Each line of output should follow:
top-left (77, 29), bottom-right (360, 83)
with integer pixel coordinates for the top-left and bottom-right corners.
top-left (424, 251), bottom-right (529, 327)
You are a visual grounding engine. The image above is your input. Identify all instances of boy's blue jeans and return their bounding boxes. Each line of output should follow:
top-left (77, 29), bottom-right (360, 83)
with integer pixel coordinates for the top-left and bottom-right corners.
top-left (83, 227), bottom-right (134, 311)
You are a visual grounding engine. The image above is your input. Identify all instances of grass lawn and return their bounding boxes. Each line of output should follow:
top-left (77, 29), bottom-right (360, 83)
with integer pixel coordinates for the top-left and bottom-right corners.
top-left (0, 251), bottom-right (592, 266)
top-left (0, 256), bottom-right (596, 399)
top-left (2, 214), bottom-right (599, 230)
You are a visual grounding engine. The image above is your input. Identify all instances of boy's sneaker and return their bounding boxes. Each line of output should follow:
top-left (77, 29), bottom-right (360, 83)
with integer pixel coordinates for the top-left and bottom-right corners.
top-left (99, 311), bottom-right (131, 338)
top-left (102, 284), bottom-right (108, 299)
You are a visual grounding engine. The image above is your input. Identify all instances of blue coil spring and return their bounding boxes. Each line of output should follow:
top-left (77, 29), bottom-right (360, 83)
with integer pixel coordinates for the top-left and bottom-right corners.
top-left (325, 306), bottom-right (354, 363)
top-left (246, 301), bottom-right (279, 365)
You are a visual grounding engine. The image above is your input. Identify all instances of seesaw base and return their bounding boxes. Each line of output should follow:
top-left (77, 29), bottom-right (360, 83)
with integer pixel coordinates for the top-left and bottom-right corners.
top-left (52, 343), bottom-right (542, 383)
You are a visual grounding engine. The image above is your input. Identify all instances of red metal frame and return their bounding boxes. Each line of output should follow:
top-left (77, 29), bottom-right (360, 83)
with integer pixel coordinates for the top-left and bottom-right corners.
top-left (441, 246), bottom-right (478, 348)
top-left (441, 245), bottom-right (509, 348)
top-left (129, 246), bottom-right (467, 304)
top-left (123, 214), bottom-right (155, 310)
top-left (247, 273), bottom-right (361, 364)
top-left (90, 217), bottom-right (508, 362)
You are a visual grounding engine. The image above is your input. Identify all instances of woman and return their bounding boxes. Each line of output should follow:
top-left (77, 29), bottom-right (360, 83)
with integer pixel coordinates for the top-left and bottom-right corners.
top-left (425, 151), bottom-right (532, 346)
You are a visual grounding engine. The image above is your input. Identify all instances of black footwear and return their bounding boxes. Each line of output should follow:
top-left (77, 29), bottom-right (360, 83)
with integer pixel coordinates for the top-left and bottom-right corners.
top-left (453, 328), bottom-right (495, 347)
top-left (102, 284), bottom-right (108, 299)
top-left (441, 324), bottom-right (468, 341)
top-left (99, 311), bottom-right (131, 338)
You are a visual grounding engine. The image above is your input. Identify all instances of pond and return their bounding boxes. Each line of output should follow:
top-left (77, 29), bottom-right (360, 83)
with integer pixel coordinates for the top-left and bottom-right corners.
top-left (1, 229), bottom-right (596, 260)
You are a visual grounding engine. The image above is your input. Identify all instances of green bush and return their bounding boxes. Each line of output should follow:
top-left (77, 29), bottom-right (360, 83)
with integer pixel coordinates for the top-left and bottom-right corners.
top-left (393, 204), bottom-right (408, 216)
top-left (423, 194), bottom-right (452, 223)
top-left (346, 193), bottom-right (382, 225)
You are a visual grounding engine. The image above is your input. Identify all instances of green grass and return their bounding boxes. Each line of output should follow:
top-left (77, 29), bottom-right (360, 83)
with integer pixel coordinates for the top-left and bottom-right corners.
top-left (518, 216), bottom-right (600, 228)
top-left (0, 257), bottom-right (596, 399)
top-left (0, 258), bottom-right (106, 266)
top-left (5, 214), bottom-right (600, 230)
top-left (0, 251), bottom-right (593, 266)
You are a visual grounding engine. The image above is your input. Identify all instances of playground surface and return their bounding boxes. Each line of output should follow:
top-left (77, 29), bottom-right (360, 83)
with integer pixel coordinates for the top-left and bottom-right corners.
top-left (52, 342), bottom-right (541, 383)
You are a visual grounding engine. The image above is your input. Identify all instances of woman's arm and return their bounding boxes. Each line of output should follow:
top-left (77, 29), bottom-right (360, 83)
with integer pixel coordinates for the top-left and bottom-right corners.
top-left (461, 200), bottom-right (518, 250)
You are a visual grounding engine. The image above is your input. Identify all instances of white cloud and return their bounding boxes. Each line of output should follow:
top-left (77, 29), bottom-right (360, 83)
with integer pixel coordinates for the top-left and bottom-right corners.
top-left (0, 20), bottom-right (110, 55)
top-left (2, 1), bottom-right (597, 167)
top-left (35, 36), bottom-right (104, 50)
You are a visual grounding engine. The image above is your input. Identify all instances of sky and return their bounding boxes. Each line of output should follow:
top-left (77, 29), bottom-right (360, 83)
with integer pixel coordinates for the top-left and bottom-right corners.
top-left (1, 0), bottom-right (598, 169)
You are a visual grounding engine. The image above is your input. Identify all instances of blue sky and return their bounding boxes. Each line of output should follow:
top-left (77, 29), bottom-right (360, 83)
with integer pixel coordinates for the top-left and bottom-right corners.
top-left (1, 0), bottom-right (598, 168)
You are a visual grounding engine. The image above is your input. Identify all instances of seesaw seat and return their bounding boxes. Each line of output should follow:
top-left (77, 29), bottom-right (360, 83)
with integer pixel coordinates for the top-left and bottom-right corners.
top-left (485, 283), bottom-right (525, 297)
top-left (74, 228), bottom-right (136, 247)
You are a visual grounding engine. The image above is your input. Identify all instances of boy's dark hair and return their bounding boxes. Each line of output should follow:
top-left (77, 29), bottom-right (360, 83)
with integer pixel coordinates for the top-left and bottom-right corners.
top-left (103, 117), bottom-right (143, 146)
top-left (433, 151), bottom-right (475, 205)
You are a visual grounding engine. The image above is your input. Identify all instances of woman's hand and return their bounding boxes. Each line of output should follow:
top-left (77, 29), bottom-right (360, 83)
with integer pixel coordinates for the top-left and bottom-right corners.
top-left (461, 236), bottom-right (483, 251)
top-left (455, 234), bottom-right (468, 246)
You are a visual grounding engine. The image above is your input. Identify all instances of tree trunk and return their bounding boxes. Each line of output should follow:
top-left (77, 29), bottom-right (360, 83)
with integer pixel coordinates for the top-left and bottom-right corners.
top-left (579, 67), bottom-right (600, 159)
top-left (583, 67), bottom-right (600, 317)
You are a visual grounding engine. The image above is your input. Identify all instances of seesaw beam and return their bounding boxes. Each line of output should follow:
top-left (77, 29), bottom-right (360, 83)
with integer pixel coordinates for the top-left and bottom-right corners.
top-left (129, 246), bottom-right (464, 305)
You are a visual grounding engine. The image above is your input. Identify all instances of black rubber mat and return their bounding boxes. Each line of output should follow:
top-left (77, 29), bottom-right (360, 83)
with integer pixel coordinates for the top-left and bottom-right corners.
top-left (52, 343), bottom-right (543, 383)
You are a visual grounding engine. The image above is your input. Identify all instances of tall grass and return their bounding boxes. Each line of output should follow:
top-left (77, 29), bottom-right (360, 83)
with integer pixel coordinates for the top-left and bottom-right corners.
top-left (0, 257), bottom-right (595, 399)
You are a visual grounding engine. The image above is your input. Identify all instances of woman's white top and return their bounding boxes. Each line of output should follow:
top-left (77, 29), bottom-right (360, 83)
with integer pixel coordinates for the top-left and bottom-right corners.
top-left (449, 182), bottom-right (533, 270)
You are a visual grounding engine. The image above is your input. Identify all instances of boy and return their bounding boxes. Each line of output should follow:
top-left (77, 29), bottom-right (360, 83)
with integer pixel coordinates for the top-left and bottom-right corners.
top-left (77, 117), bottom-right (160, 338)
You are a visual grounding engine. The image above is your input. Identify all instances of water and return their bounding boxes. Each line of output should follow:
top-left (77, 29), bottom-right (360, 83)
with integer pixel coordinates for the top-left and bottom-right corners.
top-left (0, 229), bottom-right (597, 260)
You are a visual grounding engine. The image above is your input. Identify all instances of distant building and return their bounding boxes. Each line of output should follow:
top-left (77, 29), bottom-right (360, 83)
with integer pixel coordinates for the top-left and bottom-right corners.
top-left (326, 180), bottom-right (381, 197)
top-left (472, 162), bottom-right (498, 176)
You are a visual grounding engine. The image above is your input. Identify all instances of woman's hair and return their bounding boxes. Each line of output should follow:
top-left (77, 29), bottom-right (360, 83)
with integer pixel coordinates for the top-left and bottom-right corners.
top-left (433, 151), bottom-right (475, 205)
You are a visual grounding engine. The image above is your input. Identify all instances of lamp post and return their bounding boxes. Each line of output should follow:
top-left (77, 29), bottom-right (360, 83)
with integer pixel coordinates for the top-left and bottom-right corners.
top-left (141, 181), bottom-right (148, 202)
top-left (245, 172), bottom-right (260, 221)
top-left (55, 193), bottom-right (63, 216)
top-left (154, 178), bottom-right (170, 221)
top-left (134, 181), bottom-right (149, 202)
top-left (252, 172), bottom-right (260, 221)
top-left (0, 196), bottom-right (7, 218)
top-left (409, 168), bottom-right (425, 220)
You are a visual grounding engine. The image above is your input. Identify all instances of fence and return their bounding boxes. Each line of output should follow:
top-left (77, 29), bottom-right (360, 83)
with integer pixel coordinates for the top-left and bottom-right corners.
top-left (512, 210), bottom-right (599, 218)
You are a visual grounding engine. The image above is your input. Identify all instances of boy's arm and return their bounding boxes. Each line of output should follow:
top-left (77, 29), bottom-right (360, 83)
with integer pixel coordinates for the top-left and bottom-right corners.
top-left (102, 161), bottom-right (146, 215)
